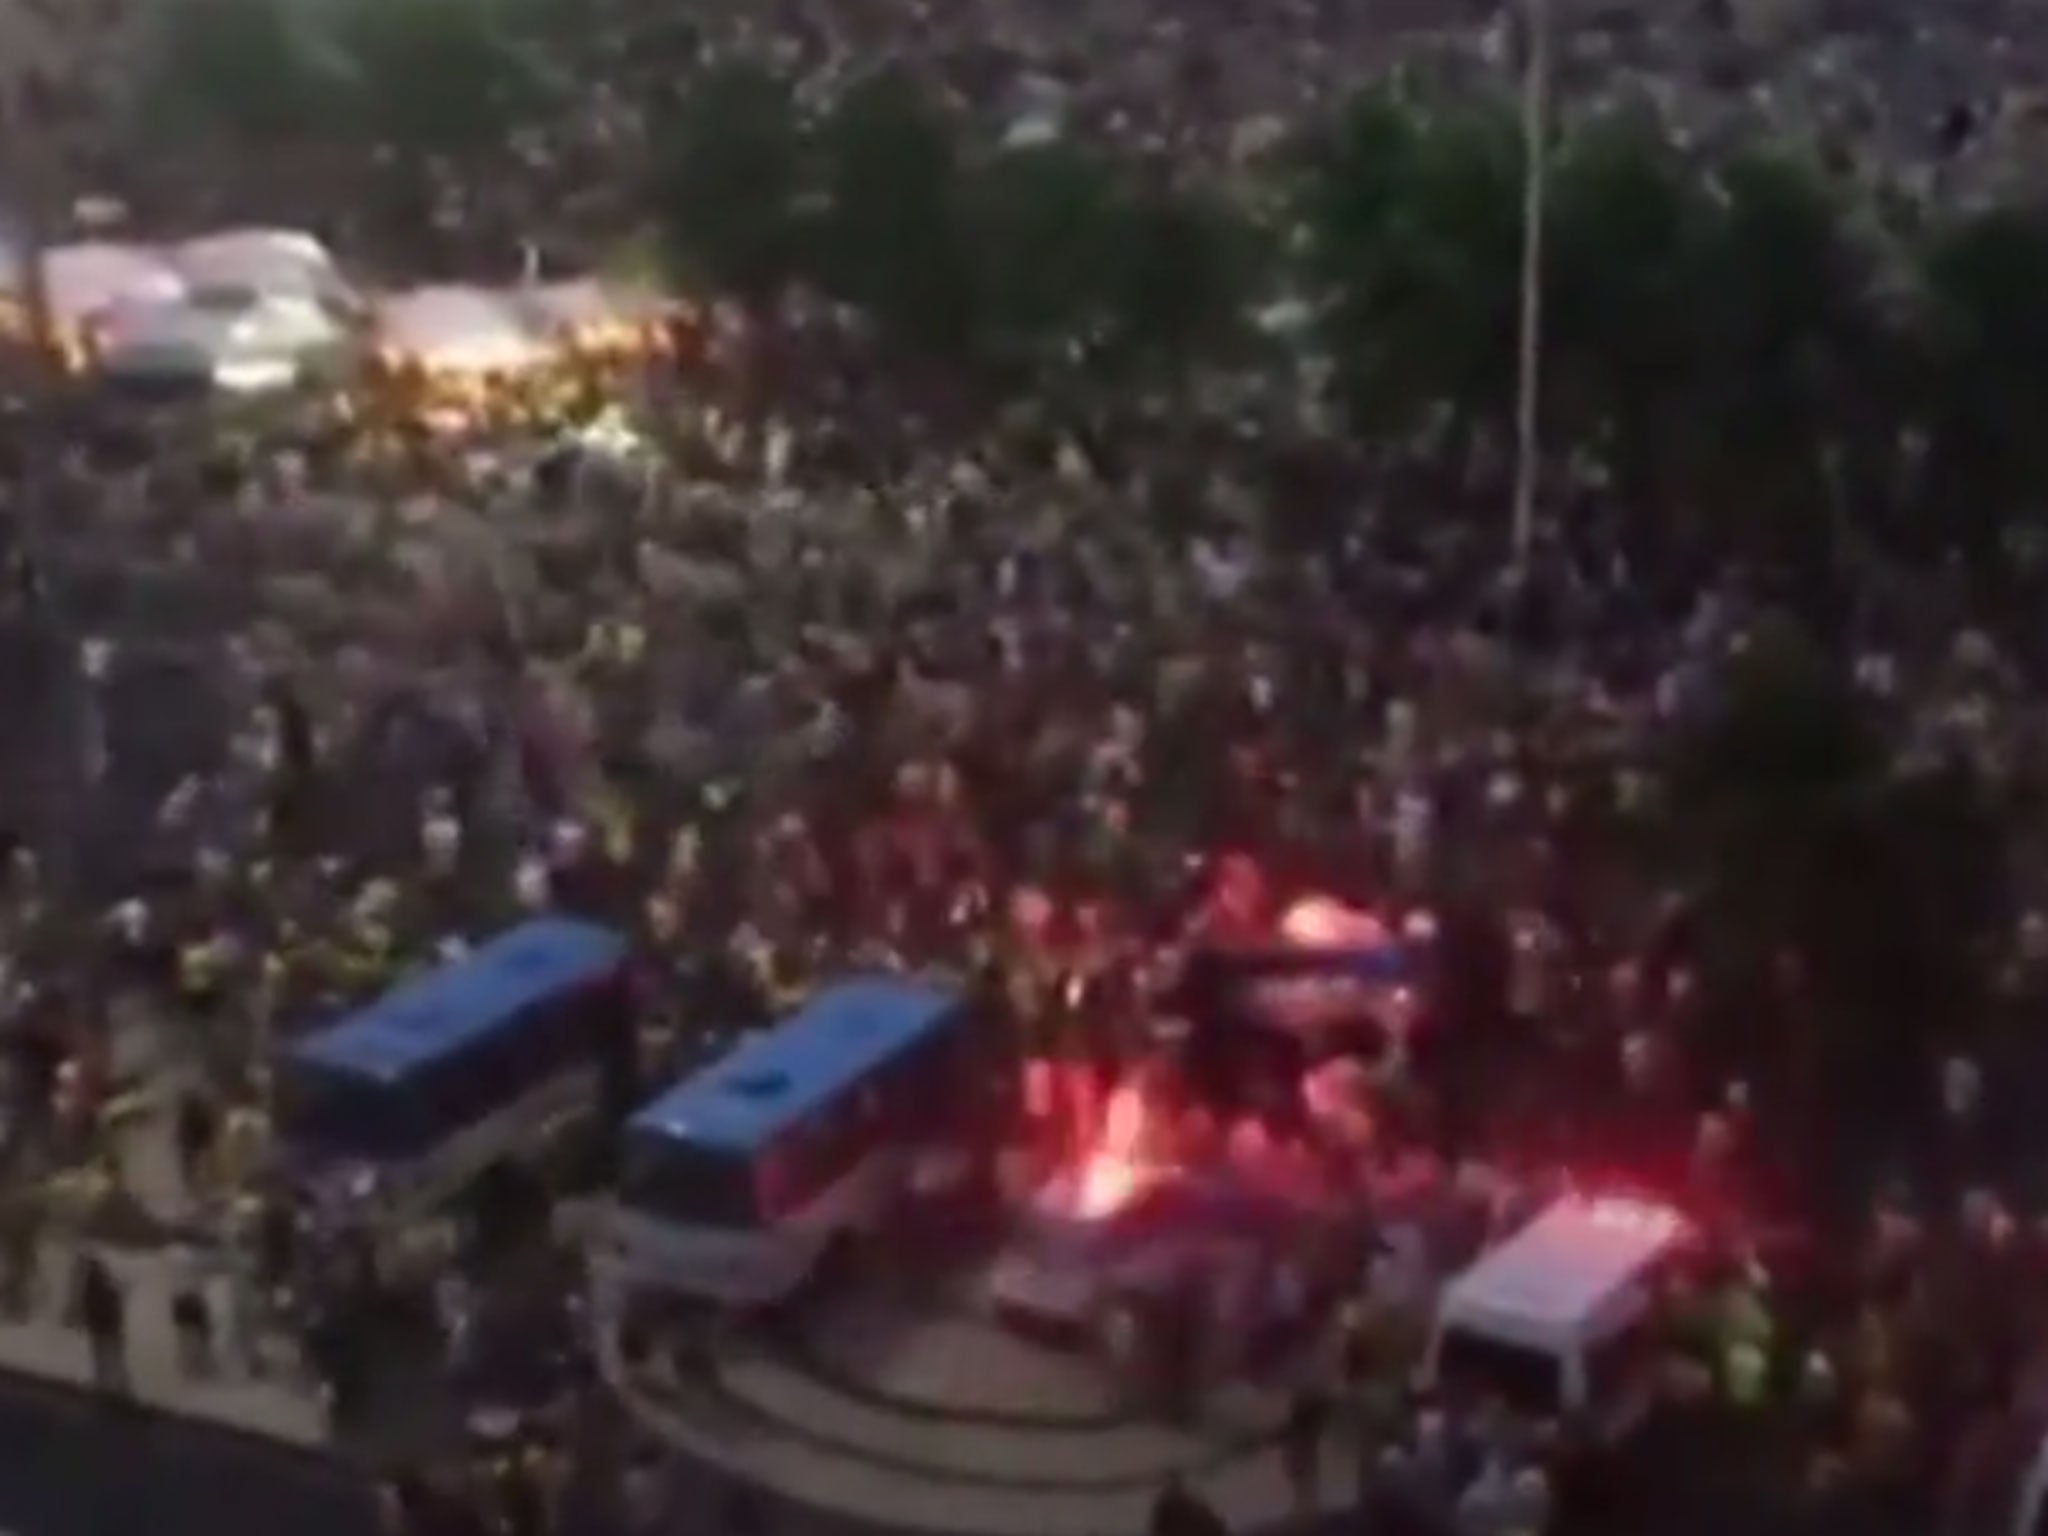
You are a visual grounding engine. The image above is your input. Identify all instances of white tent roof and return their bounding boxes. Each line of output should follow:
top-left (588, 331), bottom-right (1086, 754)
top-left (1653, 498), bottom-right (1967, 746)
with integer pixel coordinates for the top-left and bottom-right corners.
top-left (375, 285), bottom-right (547, 374)
top-left (43, 242), bottom-right (186, 327)
top-left (1437, 1196), bottom-right (1687, 1353)
top-left (171, 228), bottom-right (345, 301)
top-left (515, 278), bottom-right (666, 337)
top-left (96, 297), bottom-right (236, 375)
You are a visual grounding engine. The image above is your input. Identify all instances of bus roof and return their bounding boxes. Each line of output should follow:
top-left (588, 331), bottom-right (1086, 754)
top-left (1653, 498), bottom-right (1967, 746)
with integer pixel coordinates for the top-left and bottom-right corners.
top-left (285, 917), bottom-right (629, 1084)
top-left (629, 976), bottom-right (964, 1155)
top-left (1437, 1196), bottom-right (1688, 1354)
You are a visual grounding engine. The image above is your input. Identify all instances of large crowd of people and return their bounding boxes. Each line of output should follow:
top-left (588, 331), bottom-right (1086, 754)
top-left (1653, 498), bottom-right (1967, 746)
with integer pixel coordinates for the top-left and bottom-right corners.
top-left (0, 317), bottom-right (2032, 1536)
top-left (3, 0), bottom-right (2048, 1533)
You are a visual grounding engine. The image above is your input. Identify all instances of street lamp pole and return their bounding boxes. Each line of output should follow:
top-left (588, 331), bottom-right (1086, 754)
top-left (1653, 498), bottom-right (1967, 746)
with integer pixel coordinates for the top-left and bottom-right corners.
top-left (1509, 0), bottom-right (1552, 578)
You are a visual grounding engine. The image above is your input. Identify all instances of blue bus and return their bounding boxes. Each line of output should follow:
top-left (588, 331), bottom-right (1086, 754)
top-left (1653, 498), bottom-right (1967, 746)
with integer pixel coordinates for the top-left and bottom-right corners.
top-left (277, 917), bottom-right (633, 1221)
top-left (601, 976), bottom-right (978, 1303)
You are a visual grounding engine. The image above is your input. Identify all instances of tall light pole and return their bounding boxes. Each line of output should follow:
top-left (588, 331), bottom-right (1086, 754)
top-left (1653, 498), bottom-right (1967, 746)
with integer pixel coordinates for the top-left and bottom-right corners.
top-left (1509, 0), bottom-right (1552, 578)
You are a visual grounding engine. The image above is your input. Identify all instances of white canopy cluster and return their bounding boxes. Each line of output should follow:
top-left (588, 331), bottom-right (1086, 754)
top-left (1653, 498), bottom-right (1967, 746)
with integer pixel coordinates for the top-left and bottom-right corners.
top-left (0, 224), bottom-right (676, 391)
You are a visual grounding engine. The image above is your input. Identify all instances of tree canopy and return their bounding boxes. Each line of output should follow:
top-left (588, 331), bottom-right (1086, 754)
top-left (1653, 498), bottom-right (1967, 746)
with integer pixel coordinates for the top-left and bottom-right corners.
top-left (330, 0), bottom-right (559, 159)
top-left (137, 0), bottom-right (354, 147)
top-left (144, 30), bottom-right (2048, 536)
top-left (141, 0), bottom-right (563, 157)
top-left (650, 61), bottom-right (809, 305)
top-left (132, 29), bottom-right (2048, 539)
top-left (1297, 91), bottom-right (1525, 444)
top-left (810, 69), bottom-right (974, 359)
top-left (647, 67), bottom-right (2048, 566)
top-left (1913, 206), bottom-right (2048, 564)
top-left (644, 66), bottom-right (1264, 392)
top-left (1665, 619), bottom-right (2009, 1181)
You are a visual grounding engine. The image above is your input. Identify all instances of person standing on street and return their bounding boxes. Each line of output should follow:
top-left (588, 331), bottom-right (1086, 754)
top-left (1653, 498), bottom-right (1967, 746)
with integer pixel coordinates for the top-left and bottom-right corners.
top-left (76, 1251), bottom-right (127, 1396)
top-left (1149, 1474), bottom-right (1226, 1536)
top-left (0, 1198), bottom-right (38, 1317)
top-left (1283, 1383), bottom-right (1330, 1516)
top-left (170, 1251), bottom-right (213, 1377)
top-left (175, 1089), bottom-right (218, 1196)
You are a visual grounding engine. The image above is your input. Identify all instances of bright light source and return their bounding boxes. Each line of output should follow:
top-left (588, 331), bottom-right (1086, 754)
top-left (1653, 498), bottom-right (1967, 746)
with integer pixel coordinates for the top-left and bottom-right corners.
top-left (1074, 1151), bottom-right (1142, 1219)
top-left (213, 357), bottom-right (297, 394)
top-left (424, 337), bottom-right (544, 374)
top-left (1280, 895), bottom-right (1387, 948)
top-left (1103, 1084), bottom-right (1147, 1158)
top-left (1584, 1196), bottom-right (1683, 1240)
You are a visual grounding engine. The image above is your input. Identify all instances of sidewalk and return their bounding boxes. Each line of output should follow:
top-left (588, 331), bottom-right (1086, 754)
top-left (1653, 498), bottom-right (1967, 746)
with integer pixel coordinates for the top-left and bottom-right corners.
top-left (0, 999), bottom-right (330, 1446)
top-left (0, 1238), bottom-right (330, 1451)
top-left (598, 1312), bottom-right (1347, 1536)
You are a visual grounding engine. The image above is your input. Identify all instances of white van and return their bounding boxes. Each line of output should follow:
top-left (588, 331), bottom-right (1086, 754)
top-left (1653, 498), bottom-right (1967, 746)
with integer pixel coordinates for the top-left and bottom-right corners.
top-left (1420, 1195), bottom-right (1690, 1425)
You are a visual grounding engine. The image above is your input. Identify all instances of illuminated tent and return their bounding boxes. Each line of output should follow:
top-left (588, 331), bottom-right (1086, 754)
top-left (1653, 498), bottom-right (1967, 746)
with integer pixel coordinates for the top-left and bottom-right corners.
top-left (42, 242), bottom-right (186, 332)
top-left (171, 228), bottom-right (355, 307)
top-left (513, 278), bottom-right (668, 353)
top-left (374, 286), bottom-right (549, 376)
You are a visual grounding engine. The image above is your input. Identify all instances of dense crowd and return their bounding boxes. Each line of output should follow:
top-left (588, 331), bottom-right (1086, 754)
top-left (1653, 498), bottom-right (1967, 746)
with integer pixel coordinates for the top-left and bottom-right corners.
top-left (3, 0), bottom-right (2048, 1530)
top-left (0, 316), bottom-right (2031, 1536)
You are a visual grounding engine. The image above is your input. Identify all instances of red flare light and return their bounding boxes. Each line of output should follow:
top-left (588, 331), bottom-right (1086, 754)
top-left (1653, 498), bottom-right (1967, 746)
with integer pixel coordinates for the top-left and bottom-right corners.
top-left (1074, 1150), bottom-right (1143, 1218)
top-left (1069, 1082), bottom-right (1155, 1218)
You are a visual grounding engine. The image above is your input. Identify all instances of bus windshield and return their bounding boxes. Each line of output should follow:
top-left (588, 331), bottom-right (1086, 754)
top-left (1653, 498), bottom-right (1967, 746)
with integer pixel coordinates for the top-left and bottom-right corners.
top-left (619, 1132), bottom-right (759, 1229)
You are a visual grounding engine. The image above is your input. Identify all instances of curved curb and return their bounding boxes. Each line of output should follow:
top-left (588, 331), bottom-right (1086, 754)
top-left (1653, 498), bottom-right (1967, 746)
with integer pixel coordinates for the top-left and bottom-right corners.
top-left (776, 1305), bottom-right (1132, 1433)
top-left (699, 1354), bottom-right (1276, 1492)
top-left (598, 1327), bottom-right (1288, 1536)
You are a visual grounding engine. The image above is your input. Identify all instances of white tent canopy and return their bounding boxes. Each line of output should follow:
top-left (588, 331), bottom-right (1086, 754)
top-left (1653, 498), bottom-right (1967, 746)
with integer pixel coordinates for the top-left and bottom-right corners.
top-left (515, 278), bottom-right (666, 341)
top-left (171, 228), bottom-right (350, 304)
top-left (42, 242), bottom-right (186, 329)
top-left (375, 286), bottom-right (548, 375)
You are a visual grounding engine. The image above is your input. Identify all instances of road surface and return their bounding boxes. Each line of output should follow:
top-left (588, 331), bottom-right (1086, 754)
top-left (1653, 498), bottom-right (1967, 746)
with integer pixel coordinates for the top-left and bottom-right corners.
top-left (0, 1370), bottom-right (378, 1536)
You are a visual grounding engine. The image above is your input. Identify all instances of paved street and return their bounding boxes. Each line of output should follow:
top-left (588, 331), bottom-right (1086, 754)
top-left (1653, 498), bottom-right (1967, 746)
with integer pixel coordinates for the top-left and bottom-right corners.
top-left (0, 981), bottom-right (474, 1468)
top-left (0, 987), bottom-right (330, 1445)
top-left (0, 1240), bottom-right (328, 1446)
top-left (0, 1371), bottom-right (376, 1536)
top-left (598, 1287), bottom-right (1337, 1536)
